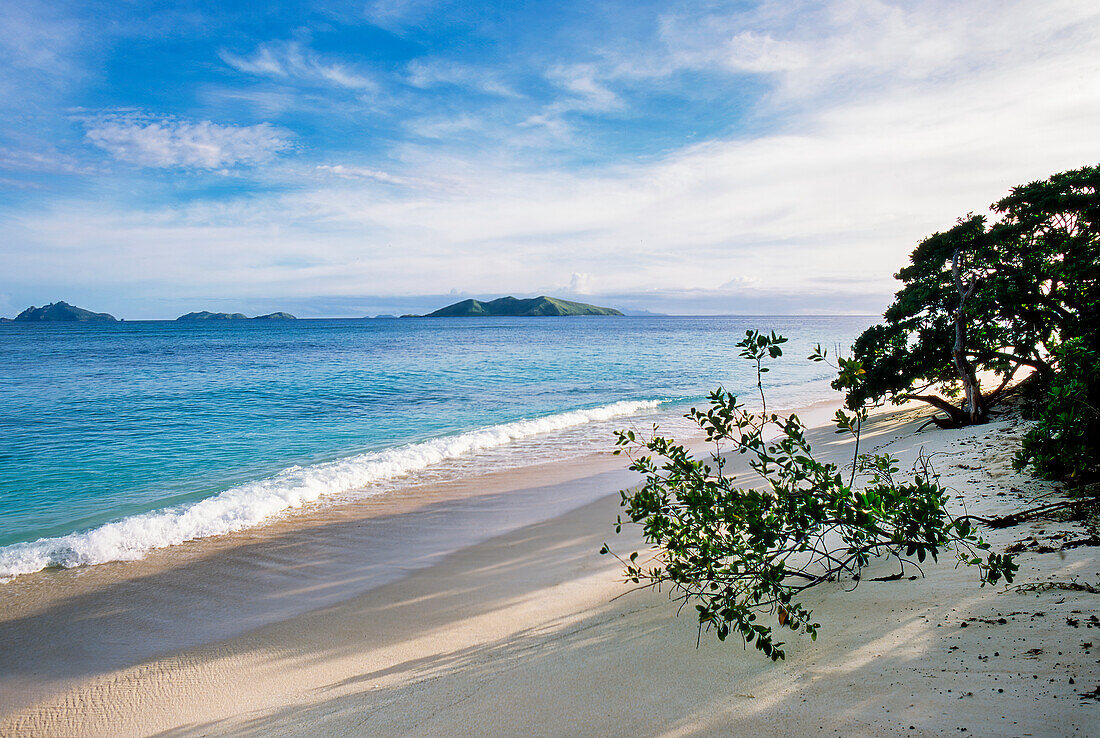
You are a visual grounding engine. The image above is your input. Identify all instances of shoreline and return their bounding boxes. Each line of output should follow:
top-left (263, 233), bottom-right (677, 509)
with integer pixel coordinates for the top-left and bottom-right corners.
top-left (0, 448), bottom-right (635, 715)
top-left (0, 393), bottom-right (843, 584)
top-left (2, 402), bottom-right (1097, 735)
top-left (0, 398), bottom-right (668, 581)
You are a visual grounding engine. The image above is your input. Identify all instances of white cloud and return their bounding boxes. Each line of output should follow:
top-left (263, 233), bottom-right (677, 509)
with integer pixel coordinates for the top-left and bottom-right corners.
top-left (658, 0), bottom-right (1100, 103)
top-left (568, 272), bottom-right (592, 294)
top-left (198, 88), bottom-right (300, 118)
top-left (364, 0), bottom-right (441, 33)
top-left (0, 145), bottom-right (90, 175)
top-left (219, 42), bottom-right (375, 90)
top-left (84, 114), bottom-right (292, 168)
top-left (406, 59), bottom-right (518, 97)
top-left (720, 275), bottom-right (761, 290)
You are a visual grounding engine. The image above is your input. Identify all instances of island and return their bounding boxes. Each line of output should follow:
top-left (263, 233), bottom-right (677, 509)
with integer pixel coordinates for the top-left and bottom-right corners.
top-left (176, 311), bottom-right (248, 321)
top-left (418, 296), bottom-right (623, 317)
top-left (14, 301), bottom-right (118, 322)
top-left (176, 311), bottom-right (296, 321)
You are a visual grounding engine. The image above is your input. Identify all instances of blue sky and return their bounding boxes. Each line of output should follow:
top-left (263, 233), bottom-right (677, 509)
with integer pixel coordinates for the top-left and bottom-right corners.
top-left (2, 0), bottom-right (1099, 318)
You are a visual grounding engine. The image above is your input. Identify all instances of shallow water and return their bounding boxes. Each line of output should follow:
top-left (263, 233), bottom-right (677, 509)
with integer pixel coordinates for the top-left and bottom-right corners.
top-left (0, 315), bottom-right (871, 577)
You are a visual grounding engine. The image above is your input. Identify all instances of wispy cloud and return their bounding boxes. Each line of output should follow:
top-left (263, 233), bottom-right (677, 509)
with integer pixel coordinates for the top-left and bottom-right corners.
top-left (406, 59), bottom-right (519, 98)
top-left (405, 115), bottom-right (483, 140)
top-left (0, 0), bottom-right (90, 183)
top-left (219, 41), bottom-right (375, 90)
top-left (0, 145), bottom-right (92, 176)
top-left (84, 114), bottom-right (292, 168)
top-left (525, 63), bottom-right (623, 132)
top-left (316, 164), bottom-right (416, 186)
top-left (545, 64), bottom-right (620, 111)
top-left (0, 1), bottom-right (82, 95)
top-left (657, 0), bottom-right (1100, 103)
top-left (364, 0), bottom-right (440, 33)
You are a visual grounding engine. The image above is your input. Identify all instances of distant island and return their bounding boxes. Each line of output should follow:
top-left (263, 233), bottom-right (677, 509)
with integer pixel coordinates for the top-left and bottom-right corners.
top-left (418, 296), bottom-right (623, 317)
top-left (3, 299), bottom-right (628, 322)
top-left (13, 301), bottom-right (118, 323)
top-left (176, 311), bottom-right (296, 321)
top-left (620, 308), bottom-right (669, 317)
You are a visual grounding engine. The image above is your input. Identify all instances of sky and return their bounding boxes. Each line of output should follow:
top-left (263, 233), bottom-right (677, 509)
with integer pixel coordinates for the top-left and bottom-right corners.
top-left (1, 0), bottom-right (1099, 318)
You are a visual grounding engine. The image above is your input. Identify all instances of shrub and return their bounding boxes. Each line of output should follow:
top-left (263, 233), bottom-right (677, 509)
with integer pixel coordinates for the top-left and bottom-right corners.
top-left (603, 330), bottom-right (1016, 660)
top-left (1014, 339), bottom-right (1100, 485)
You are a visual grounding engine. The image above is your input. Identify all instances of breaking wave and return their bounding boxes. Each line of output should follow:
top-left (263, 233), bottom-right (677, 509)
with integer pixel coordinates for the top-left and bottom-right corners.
top-left (0, 399), bottom-right (662, 580)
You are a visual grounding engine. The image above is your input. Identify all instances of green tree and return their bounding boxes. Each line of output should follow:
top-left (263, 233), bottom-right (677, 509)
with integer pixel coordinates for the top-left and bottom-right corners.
top-left (846, 164), bottom-right (1100, 427)
top-left (988, 165), bottom-right (1100, 355)
top-left (846, 216), bottom-right (1007, 426)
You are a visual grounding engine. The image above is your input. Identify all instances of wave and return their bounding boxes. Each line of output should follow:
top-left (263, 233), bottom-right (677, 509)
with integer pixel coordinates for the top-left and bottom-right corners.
top-left (0, 399), bottom-right (662, 580)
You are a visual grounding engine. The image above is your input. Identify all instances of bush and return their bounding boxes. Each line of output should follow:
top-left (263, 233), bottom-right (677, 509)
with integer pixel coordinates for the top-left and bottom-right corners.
top-left (603, 331), bottom-right (1016, 660)
top-left (1014, 339), bottom-right (1100, 484)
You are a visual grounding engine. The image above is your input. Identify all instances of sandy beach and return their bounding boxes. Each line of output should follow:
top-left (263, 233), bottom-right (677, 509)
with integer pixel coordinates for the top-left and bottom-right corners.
top-left (3, 0), bottom-right (1097, 734)
top-left (1, 405), bottom-right (1097, 737)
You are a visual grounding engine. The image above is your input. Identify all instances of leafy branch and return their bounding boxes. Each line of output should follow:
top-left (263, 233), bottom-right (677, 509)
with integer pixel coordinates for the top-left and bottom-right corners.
top-left (603, 331), bottom-right (1017, 661)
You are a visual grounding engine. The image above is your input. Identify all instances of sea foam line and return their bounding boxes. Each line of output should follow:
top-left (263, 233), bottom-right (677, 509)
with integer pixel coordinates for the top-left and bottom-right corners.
top-left (0, 399), bottom-right (661, 581)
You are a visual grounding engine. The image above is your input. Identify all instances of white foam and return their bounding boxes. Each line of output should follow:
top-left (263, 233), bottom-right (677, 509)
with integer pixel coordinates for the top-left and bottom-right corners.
top-left (0, 399), bottom-right (662, 580)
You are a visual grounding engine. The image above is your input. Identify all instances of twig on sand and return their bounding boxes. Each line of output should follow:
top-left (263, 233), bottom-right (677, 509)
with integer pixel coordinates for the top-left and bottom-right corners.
top-left (958, 500), bottom-right (1086, 529)
top-left (1009, 580), bottom-right (1100, 594)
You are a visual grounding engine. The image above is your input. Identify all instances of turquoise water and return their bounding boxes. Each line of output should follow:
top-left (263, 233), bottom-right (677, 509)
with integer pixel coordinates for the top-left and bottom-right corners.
top-left (0, 316), bottom-right (870, 578)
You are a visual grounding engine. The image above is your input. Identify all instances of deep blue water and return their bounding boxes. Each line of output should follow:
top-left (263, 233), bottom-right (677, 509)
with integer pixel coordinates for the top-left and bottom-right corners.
top-left (0, 316), bottom-right (870, 577)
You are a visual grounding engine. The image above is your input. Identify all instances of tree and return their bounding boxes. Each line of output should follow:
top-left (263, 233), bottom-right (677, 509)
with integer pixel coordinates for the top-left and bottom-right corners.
top-left (846, 164), bottom-right (1100, 427)
top-left (603, 331), bottom-right (1016, 660)
top-left (845, 216), bottom-right (1009, 426)
top-left (988, 165), bottom-right (1100, 355)
top-left (993, 165), bottom-right (1100, 484)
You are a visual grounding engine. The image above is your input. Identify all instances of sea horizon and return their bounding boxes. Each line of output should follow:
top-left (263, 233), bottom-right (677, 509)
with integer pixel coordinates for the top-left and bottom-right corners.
top-left (3, 311), bottom-right (884, 322)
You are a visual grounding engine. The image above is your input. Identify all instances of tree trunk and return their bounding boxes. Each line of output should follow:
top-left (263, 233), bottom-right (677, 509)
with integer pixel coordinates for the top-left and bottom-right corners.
top-left (903, 393), bottom-right (971, 426)
top-left (950, 248), bottom-right (987, 424)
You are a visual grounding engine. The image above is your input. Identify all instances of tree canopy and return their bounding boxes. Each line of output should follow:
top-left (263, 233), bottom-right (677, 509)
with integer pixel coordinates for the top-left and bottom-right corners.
top-left (845, 164), bottom-right (1100, 427)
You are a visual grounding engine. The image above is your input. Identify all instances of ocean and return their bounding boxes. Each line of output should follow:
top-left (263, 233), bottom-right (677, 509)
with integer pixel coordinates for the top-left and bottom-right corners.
top-left (0, 315), bottom-right (871, 580)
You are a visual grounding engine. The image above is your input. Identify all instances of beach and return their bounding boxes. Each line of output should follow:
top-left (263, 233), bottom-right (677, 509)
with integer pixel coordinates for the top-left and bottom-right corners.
top-left (3, 0), bottom-right (1097, 734)
top-left (1, 403), bottom-right (1096, 737)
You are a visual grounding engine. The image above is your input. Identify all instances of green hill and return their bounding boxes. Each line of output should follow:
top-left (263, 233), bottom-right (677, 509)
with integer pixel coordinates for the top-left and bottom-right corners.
top-left (14, 301), bottom-right (118, 322)
top-left (176, 311), bottom-right (296, 321)
top-left (176, 311), bottom-right (249, 321)
top-left (422, 296), bottom-right (623, 317)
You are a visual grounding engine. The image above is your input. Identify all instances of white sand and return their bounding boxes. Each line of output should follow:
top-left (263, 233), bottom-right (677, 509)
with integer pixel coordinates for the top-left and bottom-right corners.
top-left (1, 407), bottom-right (1097, 736)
